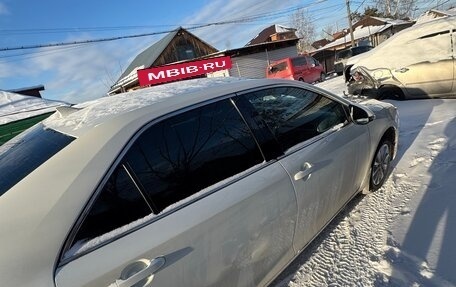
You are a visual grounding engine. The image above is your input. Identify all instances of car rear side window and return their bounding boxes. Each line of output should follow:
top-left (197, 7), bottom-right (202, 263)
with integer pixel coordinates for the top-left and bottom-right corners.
top-left (125, 99), bottom-right (263, 213)
top-left (291, 57), bottom-right (307, 66)
top-left (269, 62), bottom-right (288, 74)
top-left (242, 87), bottom-right (348, 151)
top-left (67, 99), bottom-right (264, 256)
top-left (71, 164), bottom-right (153, 248)
top-left (0, 124), bottom-right (74, 197)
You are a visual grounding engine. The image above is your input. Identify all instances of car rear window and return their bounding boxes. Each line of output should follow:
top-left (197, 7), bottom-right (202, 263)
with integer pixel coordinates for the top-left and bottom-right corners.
top-left (269, 62), bottom-right (288, 74)
top-left (0, 124), bottom-right (75, 197)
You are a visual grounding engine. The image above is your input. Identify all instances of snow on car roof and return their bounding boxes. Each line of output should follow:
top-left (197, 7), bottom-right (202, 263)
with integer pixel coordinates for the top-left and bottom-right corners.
top-left (0, 91), bottom-right (68, 125)
top-left (43, 77), bottom-right (255, 136)
top-left (348, 15), bottom-right (456, 69)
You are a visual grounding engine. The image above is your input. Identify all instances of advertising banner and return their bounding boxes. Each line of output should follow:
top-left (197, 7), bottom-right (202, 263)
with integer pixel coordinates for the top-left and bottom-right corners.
top-left (138, 56), bottom-right (232, 86)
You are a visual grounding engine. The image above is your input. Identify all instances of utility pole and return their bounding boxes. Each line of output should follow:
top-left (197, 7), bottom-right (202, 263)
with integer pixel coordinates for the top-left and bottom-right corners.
top-left (345, 0), bottom-right (355, 47)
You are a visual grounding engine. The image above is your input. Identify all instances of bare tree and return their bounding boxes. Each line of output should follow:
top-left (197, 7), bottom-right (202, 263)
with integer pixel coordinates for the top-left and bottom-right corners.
top-left (372, 0), bottom-right (416, 19)
top-left (290, 8), bottom-right (316, 53)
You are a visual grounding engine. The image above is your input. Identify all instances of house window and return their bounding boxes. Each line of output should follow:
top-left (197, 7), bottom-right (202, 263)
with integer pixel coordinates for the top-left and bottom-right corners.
top-left (177, 44), bottom-right (196, 60)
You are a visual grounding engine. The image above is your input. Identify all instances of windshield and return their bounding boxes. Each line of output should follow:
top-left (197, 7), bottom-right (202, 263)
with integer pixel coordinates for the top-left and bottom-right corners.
top-left (0, 124), bottom-right (75, 197)
top-left (336, 46), bottom-right (373, 61)
top-left (336, 49), bottom-right (352, 60)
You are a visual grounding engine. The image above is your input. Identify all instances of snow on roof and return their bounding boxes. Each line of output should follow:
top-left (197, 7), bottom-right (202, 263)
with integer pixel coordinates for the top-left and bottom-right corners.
top-left (44, 77), bottom-right (251, 136)
top-left (416, 8), bottom-right (456, 24)
top-left (369, 16), bottom-right (412, 25)
top-left (320, 24), bottom-right (391, 50)
top-left (0, 91), bottom-right (69, 125)
top-left (274, 24), bottom-right (296, 33)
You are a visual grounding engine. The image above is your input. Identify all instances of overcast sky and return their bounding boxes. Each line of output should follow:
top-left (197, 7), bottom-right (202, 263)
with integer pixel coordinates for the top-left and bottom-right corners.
top-left (0, 0), bottom-right (448, 103)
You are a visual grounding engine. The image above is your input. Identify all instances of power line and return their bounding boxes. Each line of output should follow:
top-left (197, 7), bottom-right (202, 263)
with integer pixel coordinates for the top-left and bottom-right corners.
top-left (0, 25), bottom-right (179, 36)
top-left (0, 29), bottom-right (178, 52)
top-left (0, 1), bottom-right (333, 52)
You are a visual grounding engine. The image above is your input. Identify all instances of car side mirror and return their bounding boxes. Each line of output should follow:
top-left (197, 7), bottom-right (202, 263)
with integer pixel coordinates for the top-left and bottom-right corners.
top-left (350, 104), bottom-right (375, 125)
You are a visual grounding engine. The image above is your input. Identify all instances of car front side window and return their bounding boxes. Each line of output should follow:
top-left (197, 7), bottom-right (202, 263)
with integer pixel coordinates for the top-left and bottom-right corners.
top-left (242, 87), bottom-right (348, 151)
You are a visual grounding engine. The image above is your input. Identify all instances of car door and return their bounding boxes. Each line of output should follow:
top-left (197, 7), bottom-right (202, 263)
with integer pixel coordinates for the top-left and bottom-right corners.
top-left (291, 57), bottom-right (309, 82)
top-left (306, 56), bottom-right (320, 83)
top-left (239, 86), bottom-right (369, 251)
top-left (392, 29), bottom-right (453, 97)
top-left (54, 98), bottom-right (297, 287)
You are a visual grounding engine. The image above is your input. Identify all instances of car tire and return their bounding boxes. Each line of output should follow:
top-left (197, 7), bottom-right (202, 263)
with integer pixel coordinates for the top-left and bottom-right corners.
top-left (369, 139), bottom-right (393, 192)
top-left (319, 73), bottom-right (326, 82)
top-left (378, 86), bottom-right (404, 100)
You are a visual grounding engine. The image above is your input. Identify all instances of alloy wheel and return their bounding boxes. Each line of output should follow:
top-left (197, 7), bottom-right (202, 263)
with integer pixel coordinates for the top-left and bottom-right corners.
top-left (371, 142), bottom-right (391, 187)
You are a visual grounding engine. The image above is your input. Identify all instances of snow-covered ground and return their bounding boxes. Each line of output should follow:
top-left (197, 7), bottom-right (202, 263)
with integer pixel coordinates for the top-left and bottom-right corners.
top-left (272, 76), bottom-right (456, 286)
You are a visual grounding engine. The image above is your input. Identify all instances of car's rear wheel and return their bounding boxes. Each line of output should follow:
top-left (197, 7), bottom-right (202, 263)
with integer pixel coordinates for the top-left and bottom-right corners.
top-left (370, 139), bottom-right (392, 191)
top-left (378, 86), bottom-right (404, 100)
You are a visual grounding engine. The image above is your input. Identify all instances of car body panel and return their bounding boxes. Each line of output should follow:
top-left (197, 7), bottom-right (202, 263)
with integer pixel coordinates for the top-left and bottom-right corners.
top-left (279, 122), bottom-right (369, 250)
top-left (55, 162), bottom-right (298, 287)
top-left (346, 16), bottom-right (456, 99)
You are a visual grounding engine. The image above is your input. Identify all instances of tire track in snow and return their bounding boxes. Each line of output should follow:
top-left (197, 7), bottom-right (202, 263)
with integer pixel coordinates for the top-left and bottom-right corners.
top-left (271, 131), bottom-right (453, 286)
top-left (271, 169), bottom-right (421, 287)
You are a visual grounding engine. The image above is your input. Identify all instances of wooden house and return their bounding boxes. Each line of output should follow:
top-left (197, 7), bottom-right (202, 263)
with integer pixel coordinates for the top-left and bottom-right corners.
top-left (109, 27), bottom-right (218, 95)
top-left (312, 16), bottom-right (414, 74)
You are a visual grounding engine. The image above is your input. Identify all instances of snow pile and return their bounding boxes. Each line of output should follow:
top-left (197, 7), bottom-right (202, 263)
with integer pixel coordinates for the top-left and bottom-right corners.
top-left (0, 91), bottom-right (68, 125)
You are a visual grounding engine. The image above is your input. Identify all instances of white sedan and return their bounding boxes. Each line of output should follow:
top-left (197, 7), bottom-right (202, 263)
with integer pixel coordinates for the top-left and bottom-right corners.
top-left (0, 77), bottom-right (398, 287)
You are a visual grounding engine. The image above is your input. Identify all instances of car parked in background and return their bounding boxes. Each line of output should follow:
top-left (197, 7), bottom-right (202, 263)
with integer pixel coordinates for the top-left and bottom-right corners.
top-left (334, 45), bottom-right (373, 76)
top-left (267, 55), bottom-right (326, 83)
top-left (0, 77), bottom-right (398, 287)
top-left (345, 16), bottom-right (456, 100)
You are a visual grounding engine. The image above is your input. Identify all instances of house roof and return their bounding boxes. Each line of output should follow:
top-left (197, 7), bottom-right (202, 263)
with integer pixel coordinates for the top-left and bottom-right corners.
top-left (318, 16), bottom-right (414, 51)
top-left (353, 16), bottom-right (412, 30)
top-left (117, 28), bottom-right (180, 82)
top-left (6, 85), bottom-right (45, 98)
top-left (111, 27), bottom-right (218, 93)
top-left (246, 24), bottom-right (297, 46)
top-left (416, 8), bottom-right (456, 23)
top-left (0, 90), bottom-right (68, 125)
top-left (312, 38), bottom-right (331, 49)
top-left (216, 38), bottom-right (298, 57)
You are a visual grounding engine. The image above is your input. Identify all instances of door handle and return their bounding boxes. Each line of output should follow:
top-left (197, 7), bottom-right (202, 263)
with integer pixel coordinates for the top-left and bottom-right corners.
top-left (395, 67), bottom-right (409, 73)
top-left (294, 162), bottom-right (312, 181)
top-left (114, 257), bottom-right (166, 287)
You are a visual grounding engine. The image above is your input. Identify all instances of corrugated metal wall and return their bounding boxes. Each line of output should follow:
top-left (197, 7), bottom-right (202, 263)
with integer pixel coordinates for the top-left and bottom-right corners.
top-left (229, 46), bottom-right (298, 78)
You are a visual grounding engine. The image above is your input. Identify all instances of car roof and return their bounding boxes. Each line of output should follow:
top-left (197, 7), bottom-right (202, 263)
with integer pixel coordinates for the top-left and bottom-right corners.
top-left (43, 77), bottom-right (296, 137)
top-left (347, 15), bottom-right (456, 68)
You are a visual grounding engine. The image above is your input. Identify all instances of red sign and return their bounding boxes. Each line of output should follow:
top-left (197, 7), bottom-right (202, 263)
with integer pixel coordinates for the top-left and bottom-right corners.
top-left (137, 56), bottom-right (232, 86)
